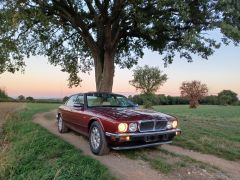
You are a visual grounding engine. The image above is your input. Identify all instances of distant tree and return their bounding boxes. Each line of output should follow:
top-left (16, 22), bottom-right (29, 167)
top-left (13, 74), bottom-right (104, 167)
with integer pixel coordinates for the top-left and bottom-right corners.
top-left (26, 96), bottom-right (35, 102)
top-left (200, 95), bottom-right (219, 105)
top-left (0, 88), bottom-right (8, 99)
top-left (130, 65), bottom-right (167, 95)
top-left (63, 96), bottom-right (69, 103)
top-left (218, 90), bottom-right (238, 105)
top-left (180, 81), bottom-right (208, 108)
top-left (18, 95), bottom-right (25, 102)
top-left (157, 95), bottom-right (169, 105)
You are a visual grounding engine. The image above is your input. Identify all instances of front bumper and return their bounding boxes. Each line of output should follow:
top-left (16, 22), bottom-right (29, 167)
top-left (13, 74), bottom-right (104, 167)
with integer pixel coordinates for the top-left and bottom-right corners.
top-left (105, 128), bottom-right (181, 150)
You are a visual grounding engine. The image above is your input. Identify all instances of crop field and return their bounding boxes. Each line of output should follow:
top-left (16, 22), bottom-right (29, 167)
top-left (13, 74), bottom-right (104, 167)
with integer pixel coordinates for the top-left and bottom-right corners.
top-left (154, 105), bottom-right (240, 161)
top-left (0, 102), bottom-right (25, 129)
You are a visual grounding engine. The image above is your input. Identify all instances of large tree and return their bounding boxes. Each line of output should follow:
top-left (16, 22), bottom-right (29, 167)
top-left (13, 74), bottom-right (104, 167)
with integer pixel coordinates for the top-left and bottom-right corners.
top-left (0, 1), bottom-right (240, 92)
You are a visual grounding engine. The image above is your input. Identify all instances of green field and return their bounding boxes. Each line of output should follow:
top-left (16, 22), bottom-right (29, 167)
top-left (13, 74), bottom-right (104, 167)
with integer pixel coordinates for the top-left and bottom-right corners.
top-left (154, 105), bottom-right (240, 161)
top-left (0, 103), bottom-right (114, 180)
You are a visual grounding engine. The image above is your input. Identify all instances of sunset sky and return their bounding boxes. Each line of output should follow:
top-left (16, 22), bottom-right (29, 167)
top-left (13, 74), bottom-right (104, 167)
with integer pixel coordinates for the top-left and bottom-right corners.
top-left (0, 30), bottom-right (239, 98)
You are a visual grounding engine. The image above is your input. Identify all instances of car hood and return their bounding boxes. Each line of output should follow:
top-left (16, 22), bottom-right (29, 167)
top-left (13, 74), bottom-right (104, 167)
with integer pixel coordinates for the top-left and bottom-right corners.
top-left (88, 107), bottom-right (174, 121)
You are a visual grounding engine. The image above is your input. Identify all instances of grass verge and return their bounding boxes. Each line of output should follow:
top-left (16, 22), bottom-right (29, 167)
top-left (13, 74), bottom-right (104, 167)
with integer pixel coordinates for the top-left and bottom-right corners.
top-left (0, 103), bottom-right (114, 180)
top-left (154, 105), bottom-right (240, 161)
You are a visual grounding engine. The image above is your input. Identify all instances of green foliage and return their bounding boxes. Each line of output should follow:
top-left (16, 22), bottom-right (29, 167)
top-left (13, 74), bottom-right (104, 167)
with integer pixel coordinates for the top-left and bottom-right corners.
top-left (200, 95), bottom-right (219, 105)
top-left (218, 90), bottom-right (238, 105)
top-left (26, 96), bottom-right (34, 102)
top-left (130, 65), bottom-right (167, 94)
top-left (1, 1), bottom-right (240, 87)
top-left (0, 88), bottom-right (8, 99)
top-left (63, 96), bottom-right (69, 103)
top-left (0, 103), bottom-right (114, 179)
top-left (129, 94), bottom-right (189, 106)
top-left (154, 105), bottom-right (240, 160)
top-left (143, 100), bottom-right (153, 109)
top-left (18, 95), bottom-right (25, 101)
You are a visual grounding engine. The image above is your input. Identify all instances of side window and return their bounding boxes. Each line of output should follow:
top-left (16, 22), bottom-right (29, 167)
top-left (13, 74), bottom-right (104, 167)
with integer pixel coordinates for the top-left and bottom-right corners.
top-left (66, 95), bottom-right (77, 107)
top-left (75, 95), bottom-right (84, 104)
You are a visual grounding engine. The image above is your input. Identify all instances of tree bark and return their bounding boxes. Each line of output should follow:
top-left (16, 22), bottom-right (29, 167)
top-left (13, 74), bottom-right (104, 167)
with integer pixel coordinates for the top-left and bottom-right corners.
top-left (94, 50), bottom-right (115, 92)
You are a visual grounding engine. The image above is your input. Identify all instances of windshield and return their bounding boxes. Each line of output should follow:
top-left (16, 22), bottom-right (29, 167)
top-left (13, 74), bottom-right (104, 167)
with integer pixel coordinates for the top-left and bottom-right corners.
top-left (87, 93), bottom-right (135, 107)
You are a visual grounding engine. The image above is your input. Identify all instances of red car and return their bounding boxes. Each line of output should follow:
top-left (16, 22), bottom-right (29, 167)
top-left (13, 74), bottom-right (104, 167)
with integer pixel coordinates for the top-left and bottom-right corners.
top-left (57, 92), bottom-right (181, 155)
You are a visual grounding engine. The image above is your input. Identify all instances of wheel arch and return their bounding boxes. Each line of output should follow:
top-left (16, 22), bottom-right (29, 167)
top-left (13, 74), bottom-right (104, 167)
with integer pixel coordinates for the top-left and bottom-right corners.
top-left (88, 118), bottom-right (105, 133)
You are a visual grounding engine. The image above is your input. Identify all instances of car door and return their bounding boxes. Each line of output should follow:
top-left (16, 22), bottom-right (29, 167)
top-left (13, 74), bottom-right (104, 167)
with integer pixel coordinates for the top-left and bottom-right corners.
top-left (70, 94), bottom-right (88, 134)
top-left (61, 95), bottom-right (78, 123)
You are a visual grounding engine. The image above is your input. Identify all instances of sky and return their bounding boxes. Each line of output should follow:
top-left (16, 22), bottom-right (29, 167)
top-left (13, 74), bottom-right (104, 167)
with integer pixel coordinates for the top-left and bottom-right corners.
top-left (0, 31), bottom-right (239, 98)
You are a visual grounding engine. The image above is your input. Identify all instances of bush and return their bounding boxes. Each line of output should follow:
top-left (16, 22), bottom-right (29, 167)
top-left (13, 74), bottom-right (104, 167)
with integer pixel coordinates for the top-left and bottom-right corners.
top-left (143, 100), bottom-right (153, 109)
top-left (218, 90), bottom-right (238, 105)
top-left (0, 88), bottom-right (8, 99)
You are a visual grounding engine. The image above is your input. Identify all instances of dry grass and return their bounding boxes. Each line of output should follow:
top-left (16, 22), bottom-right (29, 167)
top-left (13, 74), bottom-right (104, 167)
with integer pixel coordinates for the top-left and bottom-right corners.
top-left (0, 102), bottom-right (25, 125)
top-left (0, 102), bottom-right (26, 176)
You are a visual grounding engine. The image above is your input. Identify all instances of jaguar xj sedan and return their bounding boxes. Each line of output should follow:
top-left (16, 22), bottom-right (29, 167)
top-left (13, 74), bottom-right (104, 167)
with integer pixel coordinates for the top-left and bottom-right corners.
top-left (57, 92), bottom-right (181, 155)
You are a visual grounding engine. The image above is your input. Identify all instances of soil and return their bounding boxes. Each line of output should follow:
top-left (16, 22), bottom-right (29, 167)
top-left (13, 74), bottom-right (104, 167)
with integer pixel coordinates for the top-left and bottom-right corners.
top-left (33, 109), bottom-right (240, 180)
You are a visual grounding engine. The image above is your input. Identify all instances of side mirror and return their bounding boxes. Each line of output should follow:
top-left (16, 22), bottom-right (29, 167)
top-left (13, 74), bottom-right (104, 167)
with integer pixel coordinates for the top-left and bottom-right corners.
top-left (73, 103), bottom-right (84, 108)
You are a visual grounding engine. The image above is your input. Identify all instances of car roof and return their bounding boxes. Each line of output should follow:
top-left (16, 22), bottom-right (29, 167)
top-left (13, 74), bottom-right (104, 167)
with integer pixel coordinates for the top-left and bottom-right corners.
top-left (69, 92), bottom-right (125, 97)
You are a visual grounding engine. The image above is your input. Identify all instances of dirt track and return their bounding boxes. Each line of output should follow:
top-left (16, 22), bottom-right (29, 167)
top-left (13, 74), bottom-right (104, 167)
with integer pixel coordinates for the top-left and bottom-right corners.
top-left (34, 110), bottom-right (240, 180)
top-left (34, 110), bottom-right (165, 180)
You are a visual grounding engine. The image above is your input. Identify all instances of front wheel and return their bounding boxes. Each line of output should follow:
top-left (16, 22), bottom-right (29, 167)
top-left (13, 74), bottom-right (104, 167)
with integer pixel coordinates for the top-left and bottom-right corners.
top-left (89, 121), bottom-right (109, 155)
top-left (57, 115), bottom-right (68, 133)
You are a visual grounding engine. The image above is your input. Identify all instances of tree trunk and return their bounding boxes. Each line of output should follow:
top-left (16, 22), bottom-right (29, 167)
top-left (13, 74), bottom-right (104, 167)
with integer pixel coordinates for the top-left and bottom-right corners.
top-left (189, 99), bottom-right (199, 108)
top-left (94, 50), bottom-right (115, 92)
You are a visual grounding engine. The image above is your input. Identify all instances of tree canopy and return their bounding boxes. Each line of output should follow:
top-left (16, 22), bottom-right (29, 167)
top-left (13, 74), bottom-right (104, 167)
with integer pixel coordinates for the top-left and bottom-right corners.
top-left (180, 80), bottom-right (208, 108)
top-left (129, 65), bottom-right (167, 94)
top-left (1, 0), bottom-right (240, 91)
top-left (218, 90), bottom-right (238, 105)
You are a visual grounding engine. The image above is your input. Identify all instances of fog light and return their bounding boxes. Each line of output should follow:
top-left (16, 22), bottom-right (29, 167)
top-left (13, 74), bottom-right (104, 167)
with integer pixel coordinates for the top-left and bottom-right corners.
top-left (118, 123), bottom-right (128, 132)
top-left (119, 136), bottom-right (130, 141)
top-left (129, 123), bottom-right (138, 132)
top-left (176, 131), bottom-right (181, 136)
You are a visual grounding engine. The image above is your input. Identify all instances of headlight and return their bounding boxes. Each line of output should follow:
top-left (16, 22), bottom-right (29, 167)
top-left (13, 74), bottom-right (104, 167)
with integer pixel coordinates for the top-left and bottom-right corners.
top-left (166, 122), bottom-right (172, 129)
top-left (167, 120), bottom-right (178, 129)
top-left (172, 120), bottom-right (178, 128)
top-left (129, 123), bottom-right (138, 132)
top-left (118, 123), bottom-right (128, 132)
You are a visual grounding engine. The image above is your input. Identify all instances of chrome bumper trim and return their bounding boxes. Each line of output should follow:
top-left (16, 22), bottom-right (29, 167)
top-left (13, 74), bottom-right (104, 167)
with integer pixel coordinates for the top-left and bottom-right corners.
top-left (111, 141), bottom-right (172, 150)
top-left (105, 128), bottom-right (181, 138)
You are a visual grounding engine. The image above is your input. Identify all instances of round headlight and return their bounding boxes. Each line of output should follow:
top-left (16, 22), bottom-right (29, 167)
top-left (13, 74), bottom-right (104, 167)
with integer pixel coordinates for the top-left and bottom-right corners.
top-left (172, 120), bottom-right (178, 128)
top-left (118, 123), bottom-right (128, 132)
top-left (129, 123), bottom-right (138, 132)
top-left (166, 122), bottom-right (172, 129)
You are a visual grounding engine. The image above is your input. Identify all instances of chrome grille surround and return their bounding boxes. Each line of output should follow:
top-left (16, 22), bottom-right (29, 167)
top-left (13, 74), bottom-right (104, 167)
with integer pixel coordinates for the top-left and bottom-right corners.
top-left (138, 120), bottom-right (168, 132)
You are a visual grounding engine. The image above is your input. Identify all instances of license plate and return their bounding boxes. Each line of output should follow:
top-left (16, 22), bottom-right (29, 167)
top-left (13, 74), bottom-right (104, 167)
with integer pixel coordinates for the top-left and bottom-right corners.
top-left (144, 135), bottom-right (158, 142)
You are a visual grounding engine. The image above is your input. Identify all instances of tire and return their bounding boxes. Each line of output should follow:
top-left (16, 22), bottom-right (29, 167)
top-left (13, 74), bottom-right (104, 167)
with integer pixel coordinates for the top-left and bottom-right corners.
top-left (89, 121), bottom-right (110, 155)
top-left (57, 115), bottom-right (69, 133)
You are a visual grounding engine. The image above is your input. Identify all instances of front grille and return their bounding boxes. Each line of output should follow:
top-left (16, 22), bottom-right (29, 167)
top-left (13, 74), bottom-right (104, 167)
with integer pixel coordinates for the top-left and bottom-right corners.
top-left (139, 120), bottom-right (167, 132)
top-left (155, 121), bottom-right (167, 130)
